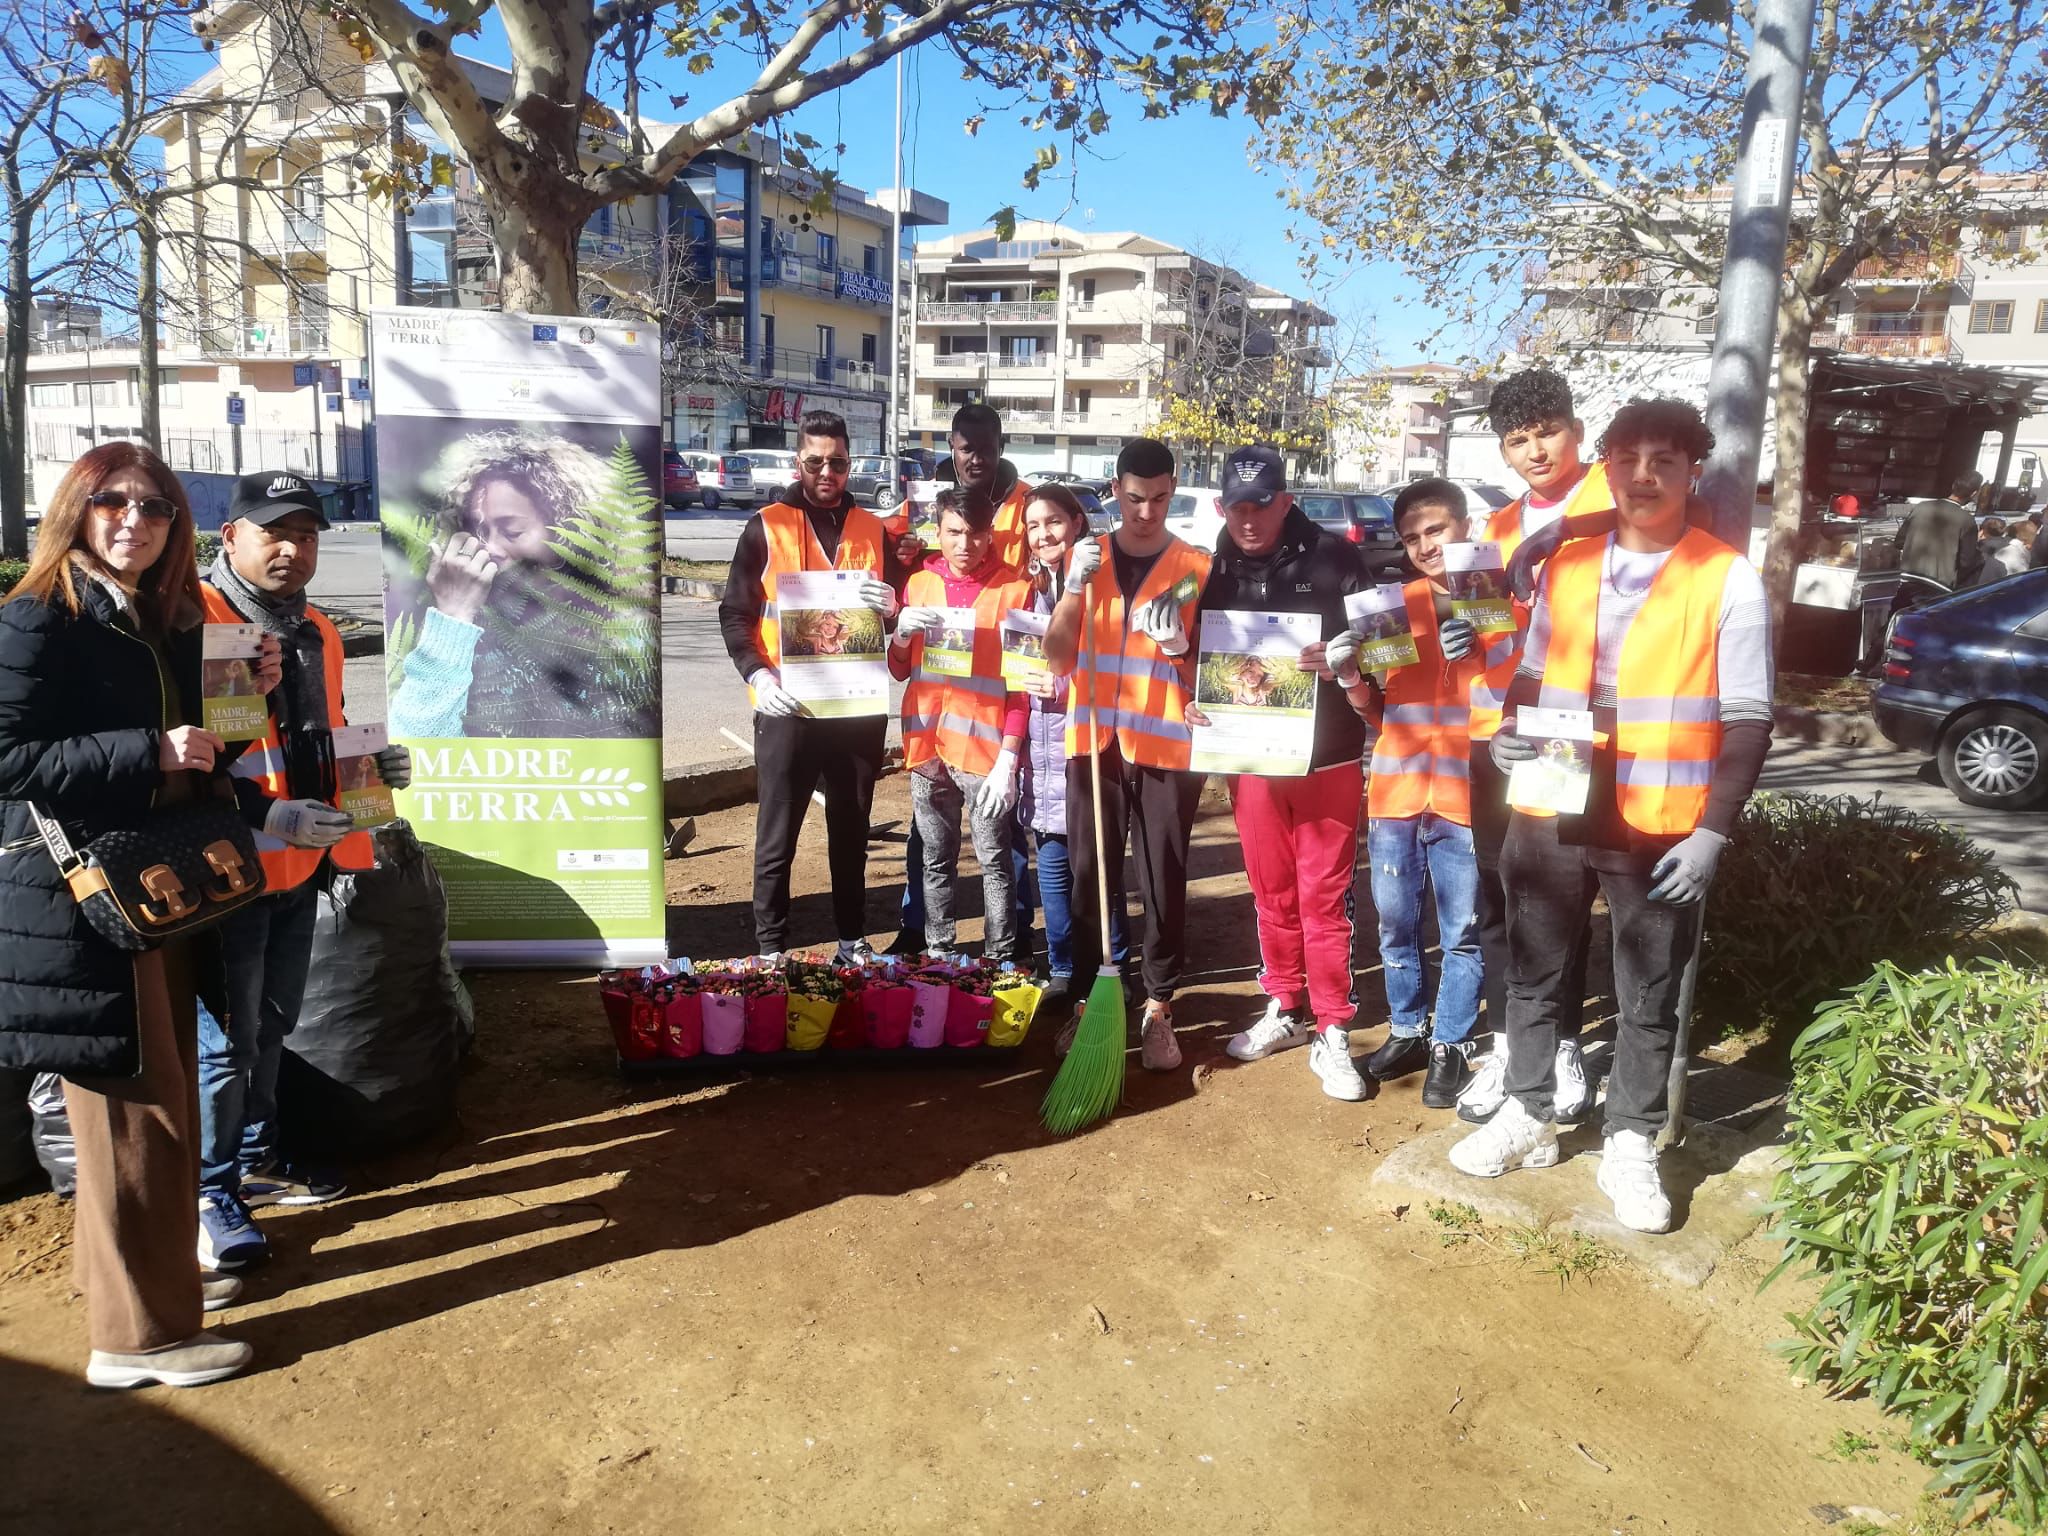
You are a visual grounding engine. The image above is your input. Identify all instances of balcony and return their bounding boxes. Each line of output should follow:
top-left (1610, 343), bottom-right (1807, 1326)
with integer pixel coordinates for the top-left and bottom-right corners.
top-left (989, 351), bottom-right (1054, 374)
top-left (1847, 248), bottom-right (1973, 301)
top-left (1842, 316), bottom-right (1961, 361)
top-left (579, 226), bottom-right (659, 275)
top-left (921, 350), bottom-right (990, 373)
top-left (247, 211), bottom-right (326, 257)
top-left (167, 316), bottom-right (330, 357)
top-left (999, 409), bottom-right (1055, 430)
top-left (919, 299), bottom-right (1058, 323)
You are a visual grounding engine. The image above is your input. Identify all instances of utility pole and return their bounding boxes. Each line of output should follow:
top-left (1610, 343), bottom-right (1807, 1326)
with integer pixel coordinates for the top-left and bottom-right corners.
top-left (1695, 0), bottom-right (1817, 549)
top-left (886, 41), bottom-right (904, 457)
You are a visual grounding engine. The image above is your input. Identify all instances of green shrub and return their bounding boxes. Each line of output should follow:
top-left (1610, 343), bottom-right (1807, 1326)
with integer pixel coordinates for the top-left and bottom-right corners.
top-left (0, 558), bottom-right (26, 596)
top-left (1699, 793), bottom-right (2017, 1047)
top-left (193, 532), bottom-right (220, 568)
top-left (1769, 958), bottom-right (2048, 1529)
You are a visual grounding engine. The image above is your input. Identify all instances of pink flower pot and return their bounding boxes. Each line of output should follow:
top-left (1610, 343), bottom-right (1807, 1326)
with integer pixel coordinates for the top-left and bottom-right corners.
top-left (945, 990), bottom-right (994, 1048)
top-left (701, 992), bottom-right (745, 1055)
top-left (660, 992), bottom-right (703, 1059)
top-left (744, 992), bottom-right (787, 1053)
top-left (864, 983), bottom-right (914, 1049)
top-left (908, 979), bottom-right (953, 1048)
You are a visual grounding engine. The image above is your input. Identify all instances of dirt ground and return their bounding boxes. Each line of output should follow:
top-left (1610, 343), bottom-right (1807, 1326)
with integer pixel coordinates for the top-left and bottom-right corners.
top-left (0, 774), bottom-right (1936, 1535)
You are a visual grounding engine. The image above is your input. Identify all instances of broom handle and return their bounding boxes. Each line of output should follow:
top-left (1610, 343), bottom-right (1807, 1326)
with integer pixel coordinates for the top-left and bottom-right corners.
top-left (1083, 550), bottom-right (1114, 944)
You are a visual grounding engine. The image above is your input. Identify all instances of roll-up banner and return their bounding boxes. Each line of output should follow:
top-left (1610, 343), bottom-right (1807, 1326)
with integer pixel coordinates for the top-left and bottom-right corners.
top-left (370, 309), bottom-right (665, 968)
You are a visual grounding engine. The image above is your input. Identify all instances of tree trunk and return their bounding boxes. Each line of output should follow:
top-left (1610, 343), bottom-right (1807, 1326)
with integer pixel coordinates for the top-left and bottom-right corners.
top-left (1762, 290), bottom-right (1817, 632)
top-left (136, 219), bottom-right (161, 452)
top-left (1, 207), bottom-right (32, 559)
top-left (489, 189), bottom-right (584, 315)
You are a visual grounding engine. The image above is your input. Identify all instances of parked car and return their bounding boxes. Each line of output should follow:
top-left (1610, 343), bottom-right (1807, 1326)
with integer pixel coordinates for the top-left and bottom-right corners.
top-left (1872, 568), bottom-right (2048, 810)
top-left (679, 451), bottom-right (757, 510)
top-left (1297, 489), bottom-right (1407, 580)
top-left (742, 448), bottom-right (798, 497)
top-left (848, 454), bottom-right (925, 509)
top-left (661, 449), bottom-right (700, 509)
top-left (1163, 488), bottom-right (1226, 551)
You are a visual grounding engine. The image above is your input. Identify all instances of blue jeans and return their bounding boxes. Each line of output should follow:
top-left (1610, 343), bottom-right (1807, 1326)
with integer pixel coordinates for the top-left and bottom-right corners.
top-left (1367, 813), bottom-right (1482, 1046)
top-left (1028, 830), bottom-right (1129, 978)
top-left (196, 879), bottom-right (322, 1197)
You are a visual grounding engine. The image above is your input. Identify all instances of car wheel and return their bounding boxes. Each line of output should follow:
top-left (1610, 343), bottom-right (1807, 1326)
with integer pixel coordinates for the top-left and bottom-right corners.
top-left (877, 485), bottom-right (904, 509)
top-left (702, 489), bottom-right (720, 510)
top-left (1937, 706), bottom-right (2048, 810)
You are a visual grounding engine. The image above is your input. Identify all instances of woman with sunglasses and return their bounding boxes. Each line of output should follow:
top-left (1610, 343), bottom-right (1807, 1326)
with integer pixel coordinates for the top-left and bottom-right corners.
top-left (0, 443), bottom-right (279, 1388)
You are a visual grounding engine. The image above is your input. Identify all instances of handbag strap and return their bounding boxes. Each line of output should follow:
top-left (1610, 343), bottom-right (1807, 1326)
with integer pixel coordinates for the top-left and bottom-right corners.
top-left (26, 801), bottom-right (82, 876)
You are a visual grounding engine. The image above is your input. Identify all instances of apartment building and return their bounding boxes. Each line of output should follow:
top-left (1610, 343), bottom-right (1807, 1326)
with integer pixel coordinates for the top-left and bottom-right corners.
top-left (905, 220), bottom-right (1333, 479)
top-left (19, 4), bottom-right (942, 512)
top-left (1327, 363), bottom-right (1482, 487)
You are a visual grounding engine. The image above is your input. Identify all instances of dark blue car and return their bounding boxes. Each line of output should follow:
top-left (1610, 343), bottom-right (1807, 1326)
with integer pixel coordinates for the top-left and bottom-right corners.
top-left (1873, 569), bottom-right (2048, 809)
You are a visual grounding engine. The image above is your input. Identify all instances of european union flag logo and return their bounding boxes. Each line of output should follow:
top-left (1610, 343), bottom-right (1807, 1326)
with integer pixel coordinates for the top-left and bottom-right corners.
top-left (532, 324), bottom-right (558, 342)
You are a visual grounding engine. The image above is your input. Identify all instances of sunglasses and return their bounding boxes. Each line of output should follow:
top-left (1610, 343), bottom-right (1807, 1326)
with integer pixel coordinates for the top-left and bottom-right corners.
top-left (800, 456), bottom-right (851, 473)
top-left (87, 490), bottom-right (177, 523)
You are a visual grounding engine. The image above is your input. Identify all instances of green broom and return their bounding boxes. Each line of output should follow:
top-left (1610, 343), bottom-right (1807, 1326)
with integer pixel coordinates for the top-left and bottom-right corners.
top-left (1041, 562), bottom-right (1128, 1134)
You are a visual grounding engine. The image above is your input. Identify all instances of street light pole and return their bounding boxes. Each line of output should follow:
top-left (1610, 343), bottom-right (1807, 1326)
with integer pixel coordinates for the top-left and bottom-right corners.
top-left (886, 40), bottom-right (905, 457)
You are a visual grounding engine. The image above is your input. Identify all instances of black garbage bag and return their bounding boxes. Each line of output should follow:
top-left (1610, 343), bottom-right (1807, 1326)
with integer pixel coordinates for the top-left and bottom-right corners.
top-left (28, 1073), bottom-right (74, 1196)
top-left (277, 821), bottom-right (473, 1157)
top-left (0, 1069), bottom-right (36, 1192)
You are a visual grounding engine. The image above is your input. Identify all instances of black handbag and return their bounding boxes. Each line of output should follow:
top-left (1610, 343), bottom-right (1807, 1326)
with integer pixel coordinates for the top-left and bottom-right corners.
top-left (28, 796), bottom-right (268, 951)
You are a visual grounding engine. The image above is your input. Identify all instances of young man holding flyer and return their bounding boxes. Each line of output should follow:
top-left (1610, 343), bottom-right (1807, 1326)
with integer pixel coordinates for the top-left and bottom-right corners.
top-left (1357, 480), bottom-right (1488, 1108)
top-left (1459, 368), bottom-right (1613, 1124)
top-left (720, 409), bottom-right (907, 960)
top-left (1188, 447), bottom-right (1378, 1100)
top-left (889, 491), bottom-right (1032, 961)
top-left (195, 471), bottom-right (411, 1271)
top-left (1043, 438), bottom-right (1209, 1071)
top-left (1450, 399), bottom-right (1772, 1232)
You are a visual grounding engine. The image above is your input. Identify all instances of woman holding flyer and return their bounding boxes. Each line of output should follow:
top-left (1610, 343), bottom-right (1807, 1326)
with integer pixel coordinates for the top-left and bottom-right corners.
top-left (889, 490), bottom-right (1031, 962)
top-left (1450, 399), bottom-right (1772, 1234)
top-left (0, 444), bottom-right (278, 1388)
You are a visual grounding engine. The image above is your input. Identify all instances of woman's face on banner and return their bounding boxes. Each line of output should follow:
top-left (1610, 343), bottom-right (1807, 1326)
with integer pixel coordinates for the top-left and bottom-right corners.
top-left (470, 475), bottom-right (562, 568)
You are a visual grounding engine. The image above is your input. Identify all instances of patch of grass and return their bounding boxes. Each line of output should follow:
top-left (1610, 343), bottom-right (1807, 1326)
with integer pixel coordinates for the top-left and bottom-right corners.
top-left (1425, 1201), bottom-right (1612, 1285)
top-left (1426, 1200), bottom-right (1484, 1248)
top-left (1775, 670), bottom-right (1874, 714)
top-left (1839, 1497), bottom-right (1964, 1536)
top-left (661, 556), bottom-right (728, 581)
top-left (1821, 1429), bottom-right (1881, 1464)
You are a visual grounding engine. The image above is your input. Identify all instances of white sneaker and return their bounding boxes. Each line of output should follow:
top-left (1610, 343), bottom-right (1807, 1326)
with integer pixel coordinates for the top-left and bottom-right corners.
top-left (1448, 1095), bottom-right (1559, 1177)
top-left (1308, 1025), bottom-right (1369, 1101)
top-left (1226, 999), bottom-right (1313, 1061)
top-left (1554, 1039), bottom-right (1594, 1122)
top-left (201, 1275), bottom-right (242, 1313)
top-left (87, 1331), bottom-right (253, 1389)
top-left (1597, 1130), bottom-right (1673, 1233)
top-left (1139, 1001), bottom-right (1182, 1071)
top-left (1455, 1047), bottom-right (1508, 1123)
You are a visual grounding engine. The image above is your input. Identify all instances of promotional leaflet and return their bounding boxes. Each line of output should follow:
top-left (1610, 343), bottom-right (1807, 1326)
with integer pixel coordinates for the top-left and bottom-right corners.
top-left (1189, 609), bottom-right (1321, 777)
top-left (331, 723), bottom-right (396, 829)
top-left (774, 571), bottom-right (890, 716)
top-left (1344, 584), bottom-right (1421, 670)
top-left (372, 307), bottom-right (666, 967)
top-left (1000, 609), bottom-right (1050, 685)
top-left (201, 624), bottom-right (269, 742)
top-left (923, 608), bottom-right (978, 677)
top-left (905, 479), bottom-right (942, 544)
top-left (1508, 706), bottom-right (1596, 815)
top-left (1444, 541), bottom-right (1517, 635)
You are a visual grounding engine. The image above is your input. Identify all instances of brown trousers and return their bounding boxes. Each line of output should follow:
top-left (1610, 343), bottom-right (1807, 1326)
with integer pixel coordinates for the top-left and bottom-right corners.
top-left (63, 942), bottom-right (203, 1354)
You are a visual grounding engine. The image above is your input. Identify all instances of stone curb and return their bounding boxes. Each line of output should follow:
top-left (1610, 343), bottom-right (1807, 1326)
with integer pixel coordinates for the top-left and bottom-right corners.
top-left (1771, 704), bottom-right (1885, 748)
top-left (663, 577), bottom-right (726, 600)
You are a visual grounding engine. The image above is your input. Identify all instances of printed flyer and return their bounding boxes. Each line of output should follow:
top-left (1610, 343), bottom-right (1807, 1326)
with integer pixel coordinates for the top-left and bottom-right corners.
top-left (1000, 609), bottom-right (1050, 685)
top-left (1189, 609), bottom-right (1320, 777)
top-left (1444, 541), bottom-right (1517, 635)
top-left (331, 723), bottom-right (396, 829)
top-left (1344, 584), bottom-right (1421, 670)
top-left (201, 624), bottom-right (269, 742)
top-left (1508, 706), bottom-right (1596, 815)
top-left (775, 571), bottom-right (890, 717)
top-left (371, 307), bottom-right (665, 967)
top-left (905, 478), bottom-right (943, 544)
top-left (924, 607), bottom-right (978, 677)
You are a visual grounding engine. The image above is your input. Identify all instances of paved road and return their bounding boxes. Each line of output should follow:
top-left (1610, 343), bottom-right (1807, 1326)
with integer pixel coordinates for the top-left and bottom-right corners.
top-left (663, 508), bottom-right (751, 563)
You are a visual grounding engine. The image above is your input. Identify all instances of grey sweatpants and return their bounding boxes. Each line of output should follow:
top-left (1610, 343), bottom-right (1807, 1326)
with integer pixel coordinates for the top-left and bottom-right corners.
top-left (909, 761), bottom-right (1019, 961)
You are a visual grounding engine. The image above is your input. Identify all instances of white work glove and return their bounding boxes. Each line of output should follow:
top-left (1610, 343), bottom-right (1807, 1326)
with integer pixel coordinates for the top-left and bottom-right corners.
top-left (857, 577), bottom-right (899, 618)
top-left (1489, 725), bottom-right (1538, 773)
top-left (1065, 539), bottom-right (1103, 590)
top-left (1131, 593), bottom-right (1190, 657)
top-left (895, 605), bottom-right (943, 636)
top-left (973, 748), bottom-right (1020, 818)
top-left (1324, 629), bottom-right (1364, 688)
top-left (749, 668), bottom-right (807, 718)
top-left (1438, 617), bottom-right (1478, 663)
top-left (1648, 827), bottom-right (1728, 906)
top-left (265, 797), bottom-right (354, 849)
top-left (374, 743), bottom-right (412, 790)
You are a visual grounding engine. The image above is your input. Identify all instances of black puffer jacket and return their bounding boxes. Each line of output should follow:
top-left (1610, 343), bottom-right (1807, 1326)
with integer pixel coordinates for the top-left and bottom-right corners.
top-left (0, 577), bottom-right (205, 1076)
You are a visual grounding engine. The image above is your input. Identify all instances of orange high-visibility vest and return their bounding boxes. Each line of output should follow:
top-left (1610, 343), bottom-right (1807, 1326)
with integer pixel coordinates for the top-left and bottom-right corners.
top-left (1531, 528), bottom-right (1737, 836)
top-left (900, 565), bottom-right (1029, 777)
top-left (199, 584), bottom-right (374, 889)
top-left (1063, 534), bottom-right (1210, 771)
top-left (751, 500), bottom-right (887, 708)
top-left (1368, 579), bottom-right (1483, 825)
top-left (987, 479), bottom-right (1036, 574)
top-left (1469, 463), bottom-right (1615, 741)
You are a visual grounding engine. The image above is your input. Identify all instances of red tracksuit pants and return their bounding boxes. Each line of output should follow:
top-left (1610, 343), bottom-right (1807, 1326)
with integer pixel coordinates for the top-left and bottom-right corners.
top-left (1229, 759), bottom-right (1363, 1027)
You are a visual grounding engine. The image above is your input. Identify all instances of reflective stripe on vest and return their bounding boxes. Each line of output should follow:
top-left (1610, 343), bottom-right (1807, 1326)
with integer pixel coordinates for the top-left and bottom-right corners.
top-left (1063, 534), bottom-right (1211, 770)
top-left (1469, 464), bottom-right (1614, 740)
top-left (1533, 528), bottom-right (1735, 836)
top-left (750, 501), bottom-right (886, 708)
top-left (1369, 579), bottom-right (1481, 825)
top-left (900, 567), bottom-right (1028, 777)
top-left (198, 584), bottom-right (375, 887)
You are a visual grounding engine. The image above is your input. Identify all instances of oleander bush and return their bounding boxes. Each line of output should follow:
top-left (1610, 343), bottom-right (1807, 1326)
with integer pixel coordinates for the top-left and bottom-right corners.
top-left (1699, 793), bottom-right (2017, 1049)
top-left (1769, 958), bottom-right (2048, 1529)
top-left (0, 558), bottom-right (26, 596)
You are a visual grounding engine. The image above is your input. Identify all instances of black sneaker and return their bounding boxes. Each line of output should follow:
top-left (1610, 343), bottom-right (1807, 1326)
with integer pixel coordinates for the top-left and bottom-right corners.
top-left (1422, 1042), bottom-right (1475, 1109)
top-left (880, 929), bottom-right (924, 957)
top-left (1365, 1032), bottom-right (1429, 1082)
top-left (241, 1161), bottom-right (348, 1207)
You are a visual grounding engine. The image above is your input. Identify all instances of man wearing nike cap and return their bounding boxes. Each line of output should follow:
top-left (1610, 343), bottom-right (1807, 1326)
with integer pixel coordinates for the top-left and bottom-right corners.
top-left (193, 471), bottom-right (410, 1271)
